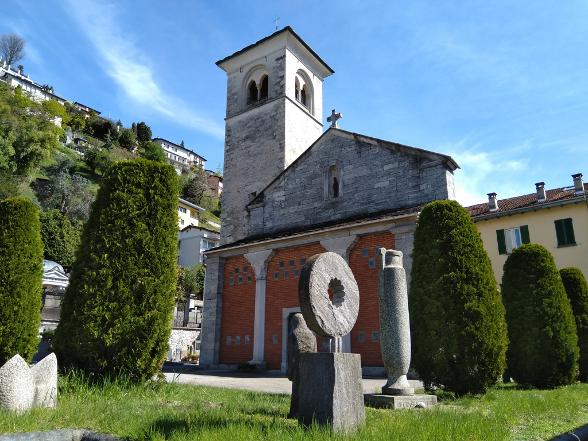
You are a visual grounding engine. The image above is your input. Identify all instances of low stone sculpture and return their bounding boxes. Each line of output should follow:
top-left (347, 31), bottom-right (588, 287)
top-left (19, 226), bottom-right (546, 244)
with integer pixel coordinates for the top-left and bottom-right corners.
top-left (296, 252), bottom-right (365, 433)
top-left (287, 313), bottom-right (316, 418)
top-left (0, 353), bottom-right (58, 412)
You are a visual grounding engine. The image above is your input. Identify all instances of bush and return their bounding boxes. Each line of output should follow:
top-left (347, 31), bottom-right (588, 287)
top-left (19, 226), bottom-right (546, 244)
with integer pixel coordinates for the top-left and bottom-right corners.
top-left (0, 197), bottom-right (43, 365)
top-left (139, 141), bottom-right (166, 163)
top-left (39, 209), bottom-right (82, 268)
top-left (53, 159), bottom-right (179, 381)
top-left (502, 244), bottom-right (578, 387)
top-left (409, 200), bottom-right (508, 394)
top-left (560, 267), bottom-right (588, 382)
top-left (118, 128), bottom-right (136, 151)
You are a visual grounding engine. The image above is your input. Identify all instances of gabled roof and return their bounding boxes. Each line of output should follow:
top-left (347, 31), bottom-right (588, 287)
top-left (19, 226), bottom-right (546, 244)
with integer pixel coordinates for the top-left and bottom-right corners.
top-left (247, 127), bottom-right (459, 207)
top-left (216, 26), bottom-right (334, 75)
top-left (467, 183), bottom-right (588, 218)
top-left (179, 198), bottom-right (205, 212)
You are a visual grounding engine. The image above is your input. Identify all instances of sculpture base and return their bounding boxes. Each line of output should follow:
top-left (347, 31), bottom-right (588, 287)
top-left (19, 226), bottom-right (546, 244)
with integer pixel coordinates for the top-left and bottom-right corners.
top-left (365, 393), bottom-right (437, 409)
top-left (297, 352), bottom-right (365, 433)
top-left (382, 386), bottom-right (414, 396)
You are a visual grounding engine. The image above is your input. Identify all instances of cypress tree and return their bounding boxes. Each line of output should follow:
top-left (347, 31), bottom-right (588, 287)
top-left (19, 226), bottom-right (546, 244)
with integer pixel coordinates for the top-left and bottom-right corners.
top-left (53, 159), bottom-right (179, 381)
top-left (410, 200), bottom-right (508, 394)
top-left (502, 244), bottom-right (578, 387)
top-left (0, 197), bottom-right (43, 365)
top-left (560, 267), bottom-right (588, 381)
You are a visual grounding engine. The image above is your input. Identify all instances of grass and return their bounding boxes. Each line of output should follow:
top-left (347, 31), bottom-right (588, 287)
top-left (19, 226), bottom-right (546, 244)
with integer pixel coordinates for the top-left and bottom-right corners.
top-left (0, 374), bottom-right (587, 441)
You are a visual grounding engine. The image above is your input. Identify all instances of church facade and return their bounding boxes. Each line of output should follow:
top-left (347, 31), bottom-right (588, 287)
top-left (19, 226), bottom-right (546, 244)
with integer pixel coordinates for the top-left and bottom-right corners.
top-left (200, 27), bottom-right (458, 371)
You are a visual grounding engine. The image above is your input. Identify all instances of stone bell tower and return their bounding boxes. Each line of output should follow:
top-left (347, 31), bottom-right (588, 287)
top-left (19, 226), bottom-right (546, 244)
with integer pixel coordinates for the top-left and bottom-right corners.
top-left (216, 27), bottom-right (334, 244)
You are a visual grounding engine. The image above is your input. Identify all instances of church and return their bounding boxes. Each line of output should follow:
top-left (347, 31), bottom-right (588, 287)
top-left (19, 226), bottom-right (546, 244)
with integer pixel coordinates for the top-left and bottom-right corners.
top-left (200, 27), bottom-right (459, 371)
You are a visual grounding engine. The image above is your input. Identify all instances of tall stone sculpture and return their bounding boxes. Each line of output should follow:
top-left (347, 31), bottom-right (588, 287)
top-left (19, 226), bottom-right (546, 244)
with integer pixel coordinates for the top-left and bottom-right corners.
top-left (296, 252), bottom-right (365, 433)
top-left (287, 313), bottom-right (316, 418)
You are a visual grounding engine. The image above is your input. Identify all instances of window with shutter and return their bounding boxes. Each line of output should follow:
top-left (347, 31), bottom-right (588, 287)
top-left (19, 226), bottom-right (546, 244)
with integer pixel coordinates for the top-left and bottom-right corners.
top-left (496, 229), bottom-right (507, 255)
top-left (555, 218), bottom-right (576, 246)
top-left (520, 225), bottom-right (530, 244)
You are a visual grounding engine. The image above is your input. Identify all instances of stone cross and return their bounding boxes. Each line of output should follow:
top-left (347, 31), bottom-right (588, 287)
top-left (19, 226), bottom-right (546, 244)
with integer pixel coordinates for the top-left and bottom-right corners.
top-left (327, 109), bottom-right (343, 128)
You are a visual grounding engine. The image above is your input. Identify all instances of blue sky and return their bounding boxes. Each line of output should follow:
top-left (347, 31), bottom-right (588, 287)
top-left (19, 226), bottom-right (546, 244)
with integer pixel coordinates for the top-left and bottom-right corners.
top-left (1, 0), bottom-right (587, 205)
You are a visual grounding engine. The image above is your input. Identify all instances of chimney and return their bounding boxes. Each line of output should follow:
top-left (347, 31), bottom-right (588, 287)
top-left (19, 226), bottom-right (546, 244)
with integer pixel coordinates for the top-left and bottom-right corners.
top-left (487, 192), bottom-right (499, 211)
top-left (535, 182), bottom-right (546, 202)
top-left (572, 173), bottom-right (584, 195)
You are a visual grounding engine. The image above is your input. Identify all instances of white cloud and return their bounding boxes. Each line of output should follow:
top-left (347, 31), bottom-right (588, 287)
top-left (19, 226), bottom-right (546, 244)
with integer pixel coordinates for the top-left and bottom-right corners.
top-left (62, 0), bottom-right (224, 139)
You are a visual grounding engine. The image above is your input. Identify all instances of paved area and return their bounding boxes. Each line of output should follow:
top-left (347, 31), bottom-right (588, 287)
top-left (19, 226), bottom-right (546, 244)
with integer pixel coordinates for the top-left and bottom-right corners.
top-left (163, 366), bottom-right (422, 395)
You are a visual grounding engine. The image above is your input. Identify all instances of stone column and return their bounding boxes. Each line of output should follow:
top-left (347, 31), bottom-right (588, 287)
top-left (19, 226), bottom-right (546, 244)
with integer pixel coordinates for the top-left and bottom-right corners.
top-left (389, 224), bottom-right (415, 290)
top-left (320, 235), bottom-right (357, 352)
top-left (199, 255), bottom-right (225, 368)
top-left (245, 249), bottom-right (274, 366)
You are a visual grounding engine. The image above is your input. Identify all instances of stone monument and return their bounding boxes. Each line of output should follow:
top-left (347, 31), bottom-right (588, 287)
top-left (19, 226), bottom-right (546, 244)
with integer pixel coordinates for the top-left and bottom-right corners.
top-left (287, 313), bottom-right (316, 418)
top-left (365, 249), bottom-right (436, 409)
top-left (296, 252), bottom-right (365, 432)
top-left (0, 353), bottom-right (58, 412)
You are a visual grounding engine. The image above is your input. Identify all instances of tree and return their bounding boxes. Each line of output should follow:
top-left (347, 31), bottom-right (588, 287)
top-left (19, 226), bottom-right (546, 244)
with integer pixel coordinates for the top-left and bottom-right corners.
top-left (118, 127), bottom-right (136, 151)
top-left (0, 33), bottom-right (25, 65)
top-left (139, 141), bottom-right (166, 163)
top-left (409, 200), bottom-right (508, 395)
top-left (0, 198), bottom-right (43, 365)
top-left (84, 147), bottom-right (113, 177)
top-left (39, 209), bottom-right (82, 268)
top-left (53, 159), bottom-right (179, 381)
top-left (177, 264), bottom-right (206, 301)
top-left (502, 244), bottom-right (578, 388)
top-left (560, 268), bottom-right (588, 382)
top-left (135, 121), bottom-right (152, 145)
top-left (182, 166), bottom-right (209, 205)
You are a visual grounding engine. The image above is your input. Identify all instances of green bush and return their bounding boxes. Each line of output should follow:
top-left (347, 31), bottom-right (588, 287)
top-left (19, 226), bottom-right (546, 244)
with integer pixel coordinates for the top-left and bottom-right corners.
top-left (53, 159), bottom-right (179, 381)
top-left (560, 267), bottom-right (588, 382)
top-left (39, 209), bottom-right (82, 268)
top-left (0, 197), bottom-right (43, 365)
top-left (502, 244), bottom-right (578, 387)
top-left (409, 200), bottom-right (508, 394)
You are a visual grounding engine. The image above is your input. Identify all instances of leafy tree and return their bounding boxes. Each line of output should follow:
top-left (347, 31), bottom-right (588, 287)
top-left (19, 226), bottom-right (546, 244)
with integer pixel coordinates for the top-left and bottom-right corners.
top-left (84, 147), bottom-right (113, 177)
top-left (67, 113), bottom-right (86, 133)
top-left (0, 198), bottom-right (43, 365)
top-left (0, 33), bottom-right (25, 65)
top-left (177, 264), bottom-right (206, 301)
top-left (42, 100), bottom-right (68, 121)
top-left (502, 244), bottom-right (578, 388)
top-left (39, 209), bottom-right (82, 268)
top-left (53, 159), bottom-right (179, 381)
top-left (182, 166), bottom-right (209, 206)
top-left (410, 200), bottom-right (508, 395)
top-left (135, 121), bottom-right (152, 145)
top-left (118, 127), bottom-right (136, 151)
top-left (560, 268), bottom-right (588, 382)
top-left (86, 116), bottom-right (117, 141)
top-left (139, 141), bottom-right (166, 163)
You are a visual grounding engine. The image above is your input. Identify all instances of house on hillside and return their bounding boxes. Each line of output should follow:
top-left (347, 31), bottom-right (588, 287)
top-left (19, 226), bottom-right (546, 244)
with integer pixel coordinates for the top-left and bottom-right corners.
top-left (467, 173), bottom-right (587, 283)
top-left (153, 138), bottom-right (206, 172)
top-left (178, 224), bottom-right (220, 267)
top-left (178, 198), bottom-right (205, 229)
top-left (206, 170), bottom-right (223, 197)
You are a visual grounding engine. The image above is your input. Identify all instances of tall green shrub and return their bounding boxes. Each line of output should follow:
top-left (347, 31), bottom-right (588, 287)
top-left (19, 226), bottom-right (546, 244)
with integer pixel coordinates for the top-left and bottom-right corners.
top-left (39, 209), bottom-right (82, 268)
top-left (0, 197), bottom-right (43, 365)
top-left (502, 244), bottom-right (578, 387)
top-left (560, 267), bottom-right (588, 382)
top-left (409, 200), bottom-right (508, 394)
top-left (53, 159), bottom-right (179, 381)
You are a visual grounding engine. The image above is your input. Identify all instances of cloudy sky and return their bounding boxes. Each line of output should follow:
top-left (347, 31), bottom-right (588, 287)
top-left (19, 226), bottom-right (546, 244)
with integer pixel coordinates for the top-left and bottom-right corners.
top-left (1, 0), bottom-right (587, 205)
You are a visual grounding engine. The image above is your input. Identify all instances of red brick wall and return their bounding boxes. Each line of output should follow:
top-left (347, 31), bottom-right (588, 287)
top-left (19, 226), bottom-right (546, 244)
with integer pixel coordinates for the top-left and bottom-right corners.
top-left (349, 232), bottom-right (395, 366)
top-left (264, 243), bottom-right (327, 369)
top-left (219, 256), bottom-right (256, 364)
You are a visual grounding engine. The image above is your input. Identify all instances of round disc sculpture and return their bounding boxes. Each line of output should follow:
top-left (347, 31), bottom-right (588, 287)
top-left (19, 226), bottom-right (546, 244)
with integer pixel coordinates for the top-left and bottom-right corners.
top-left (296, 252), bottom-right (365, 433)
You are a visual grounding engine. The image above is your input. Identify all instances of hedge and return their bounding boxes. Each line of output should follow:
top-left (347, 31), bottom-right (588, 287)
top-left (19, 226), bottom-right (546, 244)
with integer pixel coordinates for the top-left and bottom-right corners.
top-left (560, 267), bottom-right (588, 382)
top-left (409, 200), bottom-right (508, 394)
top-left (39, 209), bottom-right (82, 268)
top-left (53, 159), bottom-right (179, 381)
top-left (0, 198), bottom-right (43, 365)
top-left (502, 244), bottom-right (578, 387)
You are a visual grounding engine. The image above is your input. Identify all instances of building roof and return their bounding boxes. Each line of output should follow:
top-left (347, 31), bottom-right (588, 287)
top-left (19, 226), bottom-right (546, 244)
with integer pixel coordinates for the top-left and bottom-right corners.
top-left (248, 127), bottom-right (459, 208)
top-left (467, 183), bottom-right (588, 218)
top-left (216, 26), bottom-right (334, 75)
top-left (208, 204), bottom-right (421, 253)
top-left (179, 198), bottom-right (205, 212)
top-left (179, 224), bottom-right (221, 236)
top-left (153, 137), bottom-right (206, 161)
top-left (0, 64), bottom-right (67, 102)
top-left (73, 101), bottom-right (101, 115)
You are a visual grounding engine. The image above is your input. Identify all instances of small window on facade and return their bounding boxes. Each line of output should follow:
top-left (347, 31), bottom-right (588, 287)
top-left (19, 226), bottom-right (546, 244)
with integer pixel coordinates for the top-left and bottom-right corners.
top-left (274, 272), bottom-right (280, 280)
top-left (300, 257), bottom-right (306, 265)
top-left (368, 257), bottom-right (375, 269)
top-left (272, 334), bottom-right (279, 345)
top-left (328, 165), bottom-right (340, 198)
top-left (235, 267), bottom-right (239, 273)
top-left (555, 218), bottom-right (576, 247)
top-left (294, 269), bottom-right (299, 277)
top-left (259, 75), bottom-right (268, 100)
top-left (247, 80), bottom-right (258, 105)
top-left (238, 276), bottom-right (243, 284)
top-left (235, 336), bottom-right (241, 345)
top-left (301, 86), bottom-right (307, 107)
top-left (357, 331), bottom-right (365, 343)
top-left (243, 266), bottom-right (248, 273)
top-left (289, 260), bottom-right (295, 266)
top-left (371, 331), bottom-right (380, 342)
top-left (362, 248), bottom-right (369, 257)
top-left (179, 207), bottom-right (187, 213)
top-left (247, 276), bottom-right (252, 283)
top-left (229, 277), bottom-right (234, 285)
top-left (226, 336), bottom-right (232, 345)
top-left (295, 77), bottom-right (300, 101)
top-left (496, 225), bottom-right (530, 255)
top-left (244, 335), bottom-right (250, 344)
top-left (279, 261), bottom-right (284, 267)
top-left (284, 271), bottom-right (289, 280)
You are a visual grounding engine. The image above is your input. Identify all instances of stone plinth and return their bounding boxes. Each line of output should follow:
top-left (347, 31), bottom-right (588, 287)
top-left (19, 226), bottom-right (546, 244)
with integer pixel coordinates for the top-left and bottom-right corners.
top-left (364, 393), bottom-right (437, 409)
top-left (297, 352), bottom-right (364, 433)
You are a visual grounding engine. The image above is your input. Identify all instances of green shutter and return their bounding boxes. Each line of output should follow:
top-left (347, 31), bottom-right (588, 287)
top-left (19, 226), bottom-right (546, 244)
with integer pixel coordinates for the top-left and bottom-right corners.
top-left (564, 218), bottom-right (576, 245)
top-left (520, 225), bottom-right (530, 244)
top-left (555, 219), bottom-right (566, 246)
top-left (496, 229), bottom-right (507, 255)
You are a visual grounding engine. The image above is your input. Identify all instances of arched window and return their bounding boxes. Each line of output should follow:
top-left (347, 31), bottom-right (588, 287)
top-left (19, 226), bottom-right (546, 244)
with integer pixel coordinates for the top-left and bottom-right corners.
top-left (247, 80), bottom-right (258, 105)
top-left (332, 176), bottom-right (339, 198)
top-left (259, 75), bottom-right (268, 100)
top-left (294, 70), bottom-right (313, 114)
top-left (295, 78), bottom-right (300, 101)
top-left (301, 85), bottom-right (308, 107)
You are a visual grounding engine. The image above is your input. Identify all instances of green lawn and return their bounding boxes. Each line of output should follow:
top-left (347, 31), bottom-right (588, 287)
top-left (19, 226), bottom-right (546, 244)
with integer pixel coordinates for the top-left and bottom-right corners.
top-left (0, 375), bottom-right (587, 441)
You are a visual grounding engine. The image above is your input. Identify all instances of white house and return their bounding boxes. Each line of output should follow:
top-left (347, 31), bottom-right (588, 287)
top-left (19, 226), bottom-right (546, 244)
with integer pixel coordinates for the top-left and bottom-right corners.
top-left (178, 225), bottom-right (220, 267)
top-left (153, 138), bottom-right (206, 172)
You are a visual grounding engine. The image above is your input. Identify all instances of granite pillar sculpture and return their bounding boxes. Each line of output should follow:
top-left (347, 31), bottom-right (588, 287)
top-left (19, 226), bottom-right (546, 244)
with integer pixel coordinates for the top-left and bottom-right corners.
top-left (296, 252), bottom-right (365, 433)
top-left (287, 313), bottom-right (316, 418)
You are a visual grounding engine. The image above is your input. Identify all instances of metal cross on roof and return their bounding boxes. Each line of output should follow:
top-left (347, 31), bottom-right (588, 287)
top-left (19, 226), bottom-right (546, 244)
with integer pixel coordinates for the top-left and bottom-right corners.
top-left (273, 17), bottom-right (280, 30)
top-left (327, 108), bottom-right (343, 128)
